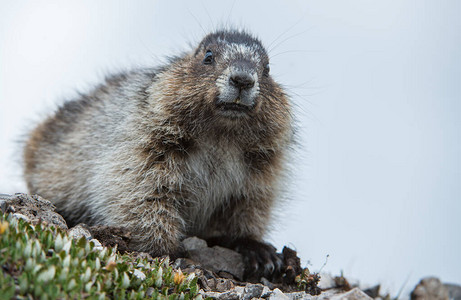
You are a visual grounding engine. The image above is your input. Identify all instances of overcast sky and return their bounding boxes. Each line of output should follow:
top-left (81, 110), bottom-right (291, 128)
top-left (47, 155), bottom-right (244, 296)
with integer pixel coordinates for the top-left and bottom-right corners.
top-left (1, 1), bottom-right (460, 297)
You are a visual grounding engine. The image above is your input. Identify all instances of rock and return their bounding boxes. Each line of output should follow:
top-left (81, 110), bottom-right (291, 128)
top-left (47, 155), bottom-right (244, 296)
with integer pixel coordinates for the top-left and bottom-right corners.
top-left (186, 239), bottom-right (245, 281)
top-left (0, 193), bottom-right (68, 229)
top-left (173, 257), bottom-right (197, 270)
top-left (200, 277), bottom-right (215, 291)
top-left (219, 291), bottom-right (241, 300)
top-left (269, 288), bottom-right (290, 300)
top-left (330, 288), bottom-right (373, 300)
top-left (261, 285), bottom-right (272, 298)
top-left (200, 291), bottom-right (221, 299)
top-left (444, 283), bottom-right (461, 300)
top-left (132, 269), bottom-right (146, 281)
top-left (12, 213), bottom-right (30, 222)
top-left (282, 289), bottom-right (373, 300)
top-left (218, 271), bottom-right (236, 279)
top-left (199, 276), bottom-right (375, 300)
top-left (243, 283), bottom-right (264, 299)
top-left (215, 278), bottom-right (235, 292)
top-left (68, 224), bottom-right (93, 240)
top-left (362, 285), bottom-right (380, 298)
top-left (90, 238), bottom-right (104, 251)
top-left (411, 277), bottom-right (449, 300)
top-left (202, 290), bottom-right (241, 300)
top-left (261, 277), bottom-right (275, 289)
top-left (0, 194), bottom-right (13, 211)
top-left (285, 291), bottom-right (307, 299)
top-left (183, 236), bottom-right (208, 250)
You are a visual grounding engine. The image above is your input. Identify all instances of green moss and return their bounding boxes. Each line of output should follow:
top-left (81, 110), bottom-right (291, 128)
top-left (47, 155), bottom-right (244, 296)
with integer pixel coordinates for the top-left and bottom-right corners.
top-left (0, 212), bottom-right (200, 299)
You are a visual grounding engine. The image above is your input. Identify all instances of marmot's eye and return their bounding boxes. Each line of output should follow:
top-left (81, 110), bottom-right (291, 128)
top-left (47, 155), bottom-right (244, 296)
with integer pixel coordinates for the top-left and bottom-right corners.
top-left (203, 50), bottom-right (213, 64)
top-left (263, 63), bottom-right (270, 76)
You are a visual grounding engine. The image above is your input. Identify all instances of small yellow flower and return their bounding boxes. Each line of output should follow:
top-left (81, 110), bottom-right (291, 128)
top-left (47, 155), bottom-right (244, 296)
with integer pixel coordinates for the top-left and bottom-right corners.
top-left (0, 221), bottom-right (9, 234)
top-left (173, 269), bottom-right (185, 285)
top-left (105, 261), bottom-right (117, 271)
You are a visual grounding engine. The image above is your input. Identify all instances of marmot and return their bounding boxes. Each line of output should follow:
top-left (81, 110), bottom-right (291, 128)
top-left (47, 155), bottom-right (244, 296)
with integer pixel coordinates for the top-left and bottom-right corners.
top-left (24, 30), bottom-right (293, 279)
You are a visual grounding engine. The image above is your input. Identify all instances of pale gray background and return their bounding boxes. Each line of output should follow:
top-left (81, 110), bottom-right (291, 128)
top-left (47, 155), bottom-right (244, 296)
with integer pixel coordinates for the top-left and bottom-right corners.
top-left (1, 1), bottom-right (459, 297)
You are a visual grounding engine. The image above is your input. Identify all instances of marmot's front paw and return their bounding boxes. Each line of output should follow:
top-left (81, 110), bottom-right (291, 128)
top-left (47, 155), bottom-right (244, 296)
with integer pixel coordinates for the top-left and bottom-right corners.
top-left (234, 238), bottom-right (283, 281)
top-left (206, 236), bottom-right (285, 281)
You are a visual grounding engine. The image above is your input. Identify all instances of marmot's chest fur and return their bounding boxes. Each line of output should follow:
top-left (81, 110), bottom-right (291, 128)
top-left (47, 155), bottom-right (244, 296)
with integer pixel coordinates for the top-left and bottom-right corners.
top-left (184, 140), bottom-right (247, 233)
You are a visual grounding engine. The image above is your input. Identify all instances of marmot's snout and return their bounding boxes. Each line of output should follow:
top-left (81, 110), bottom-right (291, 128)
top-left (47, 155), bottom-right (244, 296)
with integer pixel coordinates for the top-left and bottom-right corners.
top-left (216, 61), bottom-right (259, 115)
top-left (229, 71), bottom-right (255, 90)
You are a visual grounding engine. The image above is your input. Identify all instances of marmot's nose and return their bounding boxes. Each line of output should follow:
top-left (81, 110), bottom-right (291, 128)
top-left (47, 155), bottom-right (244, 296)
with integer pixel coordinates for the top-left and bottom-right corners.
top-left (229, 72), bottom-right (255, 89)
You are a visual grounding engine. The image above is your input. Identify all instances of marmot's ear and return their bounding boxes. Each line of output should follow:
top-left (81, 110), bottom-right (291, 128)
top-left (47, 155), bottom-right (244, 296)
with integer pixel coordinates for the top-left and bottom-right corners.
top-left (263, 63), bottom-right (270, 77)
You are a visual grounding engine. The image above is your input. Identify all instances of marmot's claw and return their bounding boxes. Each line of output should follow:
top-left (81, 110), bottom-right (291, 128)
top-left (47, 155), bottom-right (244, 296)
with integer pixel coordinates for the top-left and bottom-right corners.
top-left (275, 253), bottom-right (284, 272)
top-left (232, 238), bottom-right (284, 282)
top-left (264, 260), bottom-right (275, 275)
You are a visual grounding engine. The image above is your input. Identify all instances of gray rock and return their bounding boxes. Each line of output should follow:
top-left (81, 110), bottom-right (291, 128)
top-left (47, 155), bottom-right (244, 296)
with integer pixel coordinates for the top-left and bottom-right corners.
top-left (411, 277), bottom-right (449, 300)
top-left (261, 277), bottom-right (275, 290)
top-left (173, 257), bottom-right (198, 270)
top-left (200, 291), bottom-right (222, 299)
top-left (362, 285), bottom-right (380, 299)
top-left (217, 291), bottom-right (240, 300)
top-left (444, 283), bottom-right (461, 300)
top-left (68, 224), bottom-right (93, 240)
top-left (261, 285), bottom-right (272, 298)
top-left (285, 291), bottom-right (307, 300)
top-left (187, 242), bottom-right (245, 281)
top-left (215, 278), bottom-right (235, 292)
top-left (0, 194), bottom-right (12, 200)
top-left (330, 288), bottom-right (373, 300)
top-left (218, 271), bottom-right (237, 279)
top-left (283, 289), bottom-right (373, 300)
top-left (200, 284), bottom-right (264, 300)
top-left (0, 193), bottom-right (68, 229)
top-left (0, 194), bottom-right (13, 211)
top-left (269, 288), bottom-right (290, 300)
top-left (12, 213), bottom-right (30, 222)
top-left (132, 269), bottom-right (146, 281)
top-left (200, 290), bottom-right (241, 300)
top-left (201, 283), bottom-right (375, 300)
top-left (243, 283), bottom-right (264, 300)
top-left (183, 236), bottom-right (208, 250)
top-left (90, 239), bottom-right (104, 251)
top-left (201, 277), bottom-right (215, 291)
top-left (287, 291), bottom-right (336, 300)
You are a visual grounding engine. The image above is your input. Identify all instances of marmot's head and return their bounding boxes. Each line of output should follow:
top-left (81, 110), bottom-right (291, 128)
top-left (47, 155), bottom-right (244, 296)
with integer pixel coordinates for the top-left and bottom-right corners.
top-left (193, 30), bottom-right (270, 119)
top-left (157, 29), bottom-right (290, 138)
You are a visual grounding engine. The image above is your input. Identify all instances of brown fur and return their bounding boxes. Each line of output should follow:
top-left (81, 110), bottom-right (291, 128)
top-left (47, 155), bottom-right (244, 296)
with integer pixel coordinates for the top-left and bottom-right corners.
top-left (24, 30), bottom-right (293, 257)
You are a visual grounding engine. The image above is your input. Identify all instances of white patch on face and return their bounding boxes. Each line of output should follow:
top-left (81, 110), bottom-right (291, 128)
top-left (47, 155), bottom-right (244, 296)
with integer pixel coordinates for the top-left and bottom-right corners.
top-left (216, 67), bottom-right (232, 93)
top-left (217, 40), bottom-right (262, 63)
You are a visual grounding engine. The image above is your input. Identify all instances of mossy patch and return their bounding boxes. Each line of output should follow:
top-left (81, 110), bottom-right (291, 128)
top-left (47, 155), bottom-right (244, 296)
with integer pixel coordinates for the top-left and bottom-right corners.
top-left (0, 212), bottom-right (200, 299)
